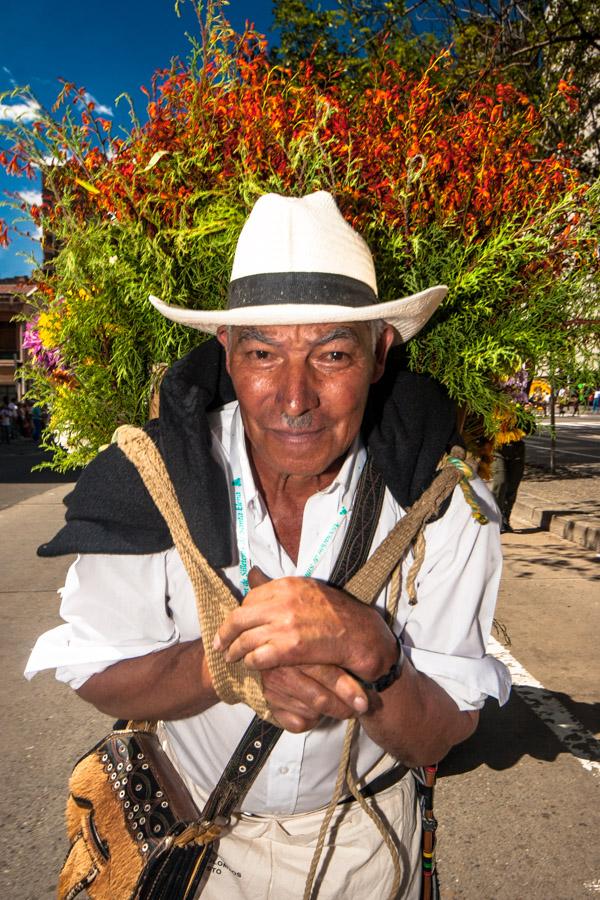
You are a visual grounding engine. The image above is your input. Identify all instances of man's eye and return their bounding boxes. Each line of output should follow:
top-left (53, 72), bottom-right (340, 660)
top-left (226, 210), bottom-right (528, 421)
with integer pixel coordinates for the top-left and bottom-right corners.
top-left (251, 349), bottom-right (270, 360)
top-left (326, 351), bottom-right (348, 362)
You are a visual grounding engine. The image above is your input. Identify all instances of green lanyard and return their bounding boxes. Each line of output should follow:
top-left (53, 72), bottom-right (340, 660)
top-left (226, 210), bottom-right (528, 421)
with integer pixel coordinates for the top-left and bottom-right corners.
top-left (231, 474), bottom-right (348, 597)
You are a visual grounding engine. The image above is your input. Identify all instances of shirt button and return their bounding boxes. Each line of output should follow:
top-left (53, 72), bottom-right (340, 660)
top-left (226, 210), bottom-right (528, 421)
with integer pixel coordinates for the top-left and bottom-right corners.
top-left (279, 766), bottom-right (289, 775)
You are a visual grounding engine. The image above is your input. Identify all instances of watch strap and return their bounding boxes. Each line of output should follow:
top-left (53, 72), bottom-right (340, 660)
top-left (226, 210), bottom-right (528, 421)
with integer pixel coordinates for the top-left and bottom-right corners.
top-left (354, 633), bottom-right (404, 693)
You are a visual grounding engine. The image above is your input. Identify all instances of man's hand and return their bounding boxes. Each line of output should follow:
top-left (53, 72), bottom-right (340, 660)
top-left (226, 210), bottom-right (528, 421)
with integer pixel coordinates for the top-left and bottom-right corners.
top-left (214, 566), bottom-right (398, 683)
top-left (262, 663), bottom-right (369, 732)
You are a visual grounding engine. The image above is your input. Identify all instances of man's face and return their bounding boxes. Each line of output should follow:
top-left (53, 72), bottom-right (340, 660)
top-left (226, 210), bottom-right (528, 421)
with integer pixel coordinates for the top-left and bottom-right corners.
top-left (217, 321), bottom-right (394, 481)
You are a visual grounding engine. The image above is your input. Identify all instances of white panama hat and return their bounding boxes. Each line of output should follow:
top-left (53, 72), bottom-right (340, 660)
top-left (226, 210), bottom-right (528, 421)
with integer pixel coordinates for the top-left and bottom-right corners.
top-left (149, 191), bottom-right (447, 343)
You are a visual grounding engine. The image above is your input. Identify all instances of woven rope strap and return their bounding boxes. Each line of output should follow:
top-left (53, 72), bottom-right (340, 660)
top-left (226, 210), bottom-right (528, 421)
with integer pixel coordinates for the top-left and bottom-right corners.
top-left (344, 461), bottom-right (464, 605)
top-left (116, 425), bottom-right (273, 721)
top-left (116, 427), bottom-right (481, 727)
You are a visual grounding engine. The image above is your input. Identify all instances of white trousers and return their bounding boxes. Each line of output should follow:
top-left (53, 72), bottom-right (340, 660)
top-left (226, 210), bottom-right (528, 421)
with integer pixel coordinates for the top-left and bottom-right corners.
top-left (195, 774), bottom-right (422, 900)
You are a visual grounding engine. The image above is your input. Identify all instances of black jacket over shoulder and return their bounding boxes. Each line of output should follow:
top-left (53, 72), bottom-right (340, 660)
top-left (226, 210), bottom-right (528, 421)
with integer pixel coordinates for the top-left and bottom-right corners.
top-left (38, 339), bottom-right (461, 568)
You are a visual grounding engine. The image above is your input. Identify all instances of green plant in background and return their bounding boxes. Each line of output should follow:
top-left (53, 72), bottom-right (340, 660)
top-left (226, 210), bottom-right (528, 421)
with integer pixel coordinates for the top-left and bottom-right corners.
top-left (0, 0), bottom-right (598, 471)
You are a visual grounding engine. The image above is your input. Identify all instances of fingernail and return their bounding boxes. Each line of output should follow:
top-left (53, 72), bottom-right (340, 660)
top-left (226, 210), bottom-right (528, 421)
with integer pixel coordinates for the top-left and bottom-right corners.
top-left (353, 696), bottom-right (368, 714)
top-left (213, 635), bottom-right (222, 651)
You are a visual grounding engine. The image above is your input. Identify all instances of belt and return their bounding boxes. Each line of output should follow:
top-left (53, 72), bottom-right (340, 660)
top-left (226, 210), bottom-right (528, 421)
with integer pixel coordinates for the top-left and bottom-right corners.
top-left (339, 763), bottom-right (409, 805)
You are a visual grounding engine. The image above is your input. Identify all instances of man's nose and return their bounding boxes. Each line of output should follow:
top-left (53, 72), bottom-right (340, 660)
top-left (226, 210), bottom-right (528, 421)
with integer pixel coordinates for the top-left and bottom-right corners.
top-left (278, 362), bottom-right (319, 417)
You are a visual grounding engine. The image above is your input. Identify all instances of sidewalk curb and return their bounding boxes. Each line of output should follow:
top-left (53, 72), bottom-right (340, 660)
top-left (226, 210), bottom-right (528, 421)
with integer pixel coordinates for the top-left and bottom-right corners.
top-left (513, 492), bottom-right (600, 552)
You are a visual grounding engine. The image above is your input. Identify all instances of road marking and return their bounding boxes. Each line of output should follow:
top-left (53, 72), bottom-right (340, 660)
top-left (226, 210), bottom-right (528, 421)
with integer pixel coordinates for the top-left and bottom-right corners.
top-left (488, 636), bottom-right (600, 777)
top-left (536, 420), bottom-right (600, 428)
top-left (525, 441), bottom-right (600, 462)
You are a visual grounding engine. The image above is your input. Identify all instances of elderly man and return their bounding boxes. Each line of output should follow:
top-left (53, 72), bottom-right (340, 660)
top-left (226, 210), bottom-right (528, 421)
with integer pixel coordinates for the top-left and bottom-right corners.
top-left (26, 191), bottom-right (509, 899)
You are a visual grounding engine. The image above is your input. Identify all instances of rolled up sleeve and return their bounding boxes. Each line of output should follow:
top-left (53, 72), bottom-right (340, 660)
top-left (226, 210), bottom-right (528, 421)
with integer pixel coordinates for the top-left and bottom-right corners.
top-left (24, 552), bottom-right (180, 689)
top-left (400, 478), bottom-right (511, 711)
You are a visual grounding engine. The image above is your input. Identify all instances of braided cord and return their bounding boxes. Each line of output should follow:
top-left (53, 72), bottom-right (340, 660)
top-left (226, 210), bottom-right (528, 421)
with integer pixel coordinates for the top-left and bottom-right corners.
top-left (345, 768), bottom-right (403, 900)
top-left (302, 720), bottom-right (358, 900)
top-left (445, 456), bottom-right (489, 525)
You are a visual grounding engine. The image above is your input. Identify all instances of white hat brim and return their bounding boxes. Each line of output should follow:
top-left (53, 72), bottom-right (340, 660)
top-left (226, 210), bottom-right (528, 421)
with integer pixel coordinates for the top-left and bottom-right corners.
top-left (149, 285), bottom-right (448, 344)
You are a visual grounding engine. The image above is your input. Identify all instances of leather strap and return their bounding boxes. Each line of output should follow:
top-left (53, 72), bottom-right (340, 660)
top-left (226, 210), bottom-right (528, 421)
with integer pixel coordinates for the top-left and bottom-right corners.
top-left (329, 456), bottom-right (386, 586)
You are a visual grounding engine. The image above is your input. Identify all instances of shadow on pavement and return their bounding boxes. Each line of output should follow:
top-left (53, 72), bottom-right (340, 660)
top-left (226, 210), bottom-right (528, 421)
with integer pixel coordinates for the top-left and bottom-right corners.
top-left (524, 464), bottom-right (599, 481)
top-left (439, 689), bottom-right (600, 779)
top-left (502, 536), bottom-right (600, 580)
top-left (0, 438), bottom-right (80, 483)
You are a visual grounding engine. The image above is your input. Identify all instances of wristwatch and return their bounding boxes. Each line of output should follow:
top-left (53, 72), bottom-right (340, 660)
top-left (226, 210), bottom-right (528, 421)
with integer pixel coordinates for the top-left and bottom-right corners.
top-left (355, 633), bottom-right (404, 693)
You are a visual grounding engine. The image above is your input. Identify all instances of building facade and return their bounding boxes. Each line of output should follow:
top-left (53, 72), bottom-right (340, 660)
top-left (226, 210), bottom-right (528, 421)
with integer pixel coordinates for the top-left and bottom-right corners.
top-left (0, 276), bottom-right (34, 401)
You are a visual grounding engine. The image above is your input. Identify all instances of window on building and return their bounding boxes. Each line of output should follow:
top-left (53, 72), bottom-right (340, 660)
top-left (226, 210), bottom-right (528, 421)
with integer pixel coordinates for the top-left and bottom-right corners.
top-left (0, 321), bottom-right (18, 360)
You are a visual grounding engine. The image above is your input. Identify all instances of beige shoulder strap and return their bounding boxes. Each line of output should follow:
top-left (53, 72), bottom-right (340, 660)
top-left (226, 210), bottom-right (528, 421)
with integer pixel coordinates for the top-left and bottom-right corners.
top-left (116, 425), bottom-right (272, 720)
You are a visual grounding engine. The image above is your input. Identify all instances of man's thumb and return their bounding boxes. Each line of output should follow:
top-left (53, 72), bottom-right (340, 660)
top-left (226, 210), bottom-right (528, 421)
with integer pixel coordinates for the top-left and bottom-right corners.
top-left (248, 565), bottom-right (271, 589)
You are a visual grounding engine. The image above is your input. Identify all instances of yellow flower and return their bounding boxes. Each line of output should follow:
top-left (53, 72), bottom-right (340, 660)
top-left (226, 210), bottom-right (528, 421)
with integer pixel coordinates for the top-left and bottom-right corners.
top-left (495, 427), bottom-right (525, 445)
top-left (37, 310), bottom-right (62, 348)
top-left (492, 406), bottom-right (525, 446)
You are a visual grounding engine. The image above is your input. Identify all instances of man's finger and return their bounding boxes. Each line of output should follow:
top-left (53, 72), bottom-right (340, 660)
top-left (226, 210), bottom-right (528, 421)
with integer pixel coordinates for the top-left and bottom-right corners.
top-left (262, 680), bottom-right (319, 720)
top-left (248, 566), bottom-right (271, 589)
top-left (214, 602), bottom-right (276, 652)
top-left (302, 665), bottom-right (369, 715)
top-left (263, 666), bottom-right (359, 720)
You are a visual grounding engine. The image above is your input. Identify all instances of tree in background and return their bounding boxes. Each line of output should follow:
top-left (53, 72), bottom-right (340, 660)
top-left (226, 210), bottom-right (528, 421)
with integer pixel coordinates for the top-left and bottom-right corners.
top-left (0, 0), bottom-right (598, 470)
top-left (271, 0), bottom-right (437, 79)
top-left (425, 0), bottom-right (600, 177)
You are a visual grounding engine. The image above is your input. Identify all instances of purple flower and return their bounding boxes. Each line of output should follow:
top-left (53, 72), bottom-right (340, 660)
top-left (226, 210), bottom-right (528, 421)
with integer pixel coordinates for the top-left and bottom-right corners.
top-left (501, 367), bottom-right (529, 404)
top-left (22, 320), bottom-right (62, 372)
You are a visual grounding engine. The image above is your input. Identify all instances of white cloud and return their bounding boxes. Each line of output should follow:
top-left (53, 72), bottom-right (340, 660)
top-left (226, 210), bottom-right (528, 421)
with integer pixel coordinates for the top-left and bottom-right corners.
top-left (82, 91), bottom-right (113, 117)
top-left (0, 98), bottom-right (41, 123)
top-left (35, 153), bottom-right (65, 168)
top-left (18, 190), bottom-right (43, 206)
top-left (2, 66), bottom-right (17, 87)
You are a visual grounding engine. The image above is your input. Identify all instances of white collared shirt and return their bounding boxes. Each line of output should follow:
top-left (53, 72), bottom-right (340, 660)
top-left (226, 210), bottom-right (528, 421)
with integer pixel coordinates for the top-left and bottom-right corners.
top-left (25, 401), bottom-right (510, 815)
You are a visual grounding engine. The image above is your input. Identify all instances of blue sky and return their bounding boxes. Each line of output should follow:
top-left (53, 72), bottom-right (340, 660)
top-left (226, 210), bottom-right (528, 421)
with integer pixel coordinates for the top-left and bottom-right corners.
top-left (0, 0), bottom-right (276, 277)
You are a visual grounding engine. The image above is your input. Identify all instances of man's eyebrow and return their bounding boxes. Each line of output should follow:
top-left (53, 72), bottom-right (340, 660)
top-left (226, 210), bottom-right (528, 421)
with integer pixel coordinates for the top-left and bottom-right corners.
top-left (313, 327), bottom-right (361, 346)
top-left (235, 328), bottom-right (280, 345)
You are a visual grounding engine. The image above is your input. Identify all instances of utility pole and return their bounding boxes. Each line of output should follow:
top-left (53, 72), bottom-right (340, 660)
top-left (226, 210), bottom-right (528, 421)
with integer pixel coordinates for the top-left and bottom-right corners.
top-left (549, 372), bottom-right (556, 475)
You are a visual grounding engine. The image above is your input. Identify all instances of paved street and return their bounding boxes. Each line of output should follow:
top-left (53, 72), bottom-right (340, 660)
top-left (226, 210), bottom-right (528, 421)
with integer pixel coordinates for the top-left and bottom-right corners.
top-left (0, 438), bottom-right (79, 507)
top-left (526, 414), bottom-right (600, 471)
top-left (1, 438), bottom-right (599, 899)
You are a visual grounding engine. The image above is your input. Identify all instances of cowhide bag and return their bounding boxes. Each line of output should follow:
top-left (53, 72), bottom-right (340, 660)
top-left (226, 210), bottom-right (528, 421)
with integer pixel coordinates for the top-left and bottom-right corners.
top-left (59, 721), bottom-right (214, 900)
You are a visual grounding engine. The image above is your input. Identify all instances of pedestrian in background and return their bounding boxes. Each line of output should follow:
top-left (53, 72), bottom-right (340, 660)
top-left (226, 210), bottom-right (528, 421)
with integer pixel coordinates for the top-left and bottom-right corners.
top-left (491, 401), bottom-right (534, 533)
top-left (31, 404), bottom-right (43, 442)
top-left (492, 438), bottom-right (525, 533)
top-left (0, 398), bottom-right (12, 444)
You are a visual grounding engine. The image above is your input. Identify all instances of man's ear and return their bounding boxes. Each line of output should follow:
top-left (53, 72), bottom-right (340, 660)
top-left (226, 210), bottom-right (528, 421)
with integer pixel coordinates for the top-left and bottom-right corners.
top-left (216, 327), bottom-right (231, 373)
top-left (371, 325), bottom-right (396, 384)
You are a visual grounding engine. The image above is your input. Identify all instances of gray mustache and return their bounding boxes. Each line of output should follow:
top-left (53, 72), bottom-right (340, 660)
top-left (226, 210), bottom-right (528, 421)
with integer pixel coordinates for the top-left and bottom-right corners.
top-left (281, 412), bottom-right (313, 429)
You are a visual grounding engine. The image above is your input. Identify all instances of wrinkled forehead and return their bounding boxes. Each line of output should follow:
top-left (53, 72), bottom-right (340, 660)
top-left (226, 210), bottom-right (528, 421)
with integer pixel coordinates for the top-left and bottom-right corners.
top-left (223, 321), bottom-right (373, 348)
